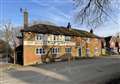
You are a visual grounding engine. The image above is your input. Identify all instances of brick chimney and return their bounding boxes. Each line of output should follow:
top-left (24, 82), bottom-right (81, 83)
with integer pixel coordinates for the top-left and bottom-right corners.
top-left (23, 8), bottom-right (28, 28)
top-left (67, 22), bottom-right (71, 30)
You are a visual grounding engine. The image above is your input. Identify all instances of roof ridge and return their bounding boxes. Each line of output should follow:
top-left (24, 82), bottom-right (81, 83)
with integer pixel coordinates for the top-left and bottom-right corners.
top-left (22, 24), bottom-right (100, 38)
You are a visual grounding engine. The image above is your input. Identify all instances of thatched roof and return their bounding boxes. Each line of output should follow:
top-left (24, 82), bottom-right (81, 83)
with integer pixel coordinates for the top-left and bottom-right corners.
top-left (21, 24), bottom-right (100, 38)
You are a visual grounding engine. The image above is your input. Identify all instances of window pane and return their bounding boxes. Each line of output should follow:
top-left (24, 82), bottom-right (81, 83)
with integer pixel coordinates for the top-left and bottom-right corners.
top-left (55, 48), bottom-right (57, 53)
top-left (43, 49), bottom-right (45, 54)
top-left (36, 34), bottom-right (43, 40)
top-left (65, 48), bottom-right (71, 53)
top-left (40, 48), bottom-right (42, 54)
top-left (52, 48), bottom-right (54, 53)
top-left (36, 48), bottom-right (38, 54)
top-left (58, 48), bottom-right (60, 52)
top-left (36, 36), bottom-right (38, 40)
top-left (52, 48), bottom-right (59, 54)
top-left (86, 38), bottom-right (90, 43)
top-left (36, 48), bottom-right (45, 55)
top-left (65, 36), bottom-right (71, 41)
top-left (69, 48), bottom-right (71, 52)
top-left (57, 48), bottom-right (59, 53)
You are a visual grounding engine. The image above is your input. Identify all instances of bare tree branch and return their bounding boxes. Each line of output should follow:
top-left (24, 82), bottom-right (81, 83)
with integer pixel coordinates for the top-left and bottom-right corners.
top-left (0, 22), bottom-right (19, 63)
top-left (73, 0), bottom-right (118, 29)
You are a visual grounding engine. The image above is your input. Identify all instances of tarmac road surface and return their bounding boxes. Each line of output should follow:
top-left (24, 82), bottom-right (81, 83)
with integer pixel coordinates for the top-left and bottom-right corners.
top-left (0, 55), bottom-right (120, 84)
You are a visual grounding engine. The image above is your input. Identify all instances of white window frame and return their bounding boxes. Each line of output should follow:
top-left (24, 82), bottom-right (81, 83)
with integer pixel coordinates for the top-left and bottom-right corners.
top-left (36, 34), bottom-right (44, 41)
top-left (65, 36), bottom-right (71, 41)
top-left (53, 35), bottom-right (59, 41)
top-left (51, 48), bottom-right (59, 54)
top-left (86, 38), bottom-right (90, 43)
top-left (65, 47), bottom-right (72, 53)
top-left (36, 48), bottom-right (45, 55)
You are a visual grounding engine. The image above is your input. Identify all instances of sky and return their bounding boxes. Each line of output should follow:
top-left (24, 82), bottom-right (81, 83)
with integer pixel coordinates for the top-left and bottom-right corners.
top-left (0, 0), bottom-right (120, 37)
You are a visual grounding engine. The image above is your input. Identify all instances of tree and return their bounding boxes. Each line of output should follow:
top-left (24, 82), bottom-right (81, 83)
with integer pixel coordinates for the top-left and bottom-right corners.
top-left (0, 22), bottom-right (19, 64)
top-left (0, 39), bottom-right (11, 58)
top-left (73, 0), bottom-right (118, 28)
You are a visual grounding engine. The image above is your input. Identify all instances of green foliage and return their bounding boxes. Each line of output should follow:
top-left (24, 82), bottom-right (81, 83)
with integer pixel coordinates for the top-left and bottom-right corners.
top-left (102, 49), bottom-right (117, 56)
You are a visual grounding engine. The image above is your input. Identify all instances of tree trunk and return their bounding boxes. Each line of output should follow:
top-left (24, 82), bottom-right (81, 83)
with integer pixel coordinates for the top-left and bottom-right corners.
top-left (13, 49), bottom-right (16, 64)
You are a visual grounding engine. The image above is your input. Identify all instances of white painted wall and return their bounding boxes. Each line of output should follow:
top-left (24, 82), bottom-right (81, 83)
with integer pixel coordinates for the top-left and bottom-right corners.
top-left (24, 34), bottom-right (76, 46)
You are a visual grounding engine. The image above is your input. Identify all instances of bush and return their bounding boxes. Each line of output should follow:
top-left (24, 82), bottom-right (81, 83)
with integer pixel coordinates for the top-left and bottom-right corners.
top-left (105, 49), bottom-right (118, 56)
top-left (0, 40), bottom-right (13, 58)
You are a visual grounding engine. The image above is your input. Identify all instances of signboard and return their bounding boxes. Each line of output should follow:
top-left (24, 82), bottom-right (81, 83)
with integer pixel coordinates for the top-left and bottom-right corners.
top-left (24, 41), bottom-right (76, 46)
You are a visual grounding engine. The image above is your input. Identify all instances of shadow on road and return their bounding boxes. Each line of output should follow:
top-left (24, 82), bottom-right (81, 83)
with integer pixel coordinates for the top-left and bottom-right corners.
top-left (7, 66), bottom-right (70, 84)
top-left (5, 56), bottom-right (120, 84)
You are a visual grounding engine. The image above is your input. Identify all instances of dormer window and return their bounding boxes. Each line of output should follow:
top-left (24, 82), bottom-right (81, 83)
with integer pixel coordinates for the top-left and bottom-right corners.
top-left (36, 34), bottom-right (44, 41)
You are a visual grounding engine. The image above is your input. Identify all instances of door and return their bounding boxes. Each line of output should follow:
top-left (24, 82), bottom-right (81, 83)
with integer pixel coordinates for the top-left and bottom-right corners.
top-left (78, 48), bottom-right (82, 56)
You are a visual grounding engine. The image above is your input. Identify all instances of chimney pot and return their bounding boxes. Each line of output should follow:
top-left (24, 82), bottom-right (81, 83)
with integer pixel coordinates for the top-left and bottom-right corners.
top-left (67, 22), bottom-right (71, 30)
top-left (90, 29), bottom-right (93, 34)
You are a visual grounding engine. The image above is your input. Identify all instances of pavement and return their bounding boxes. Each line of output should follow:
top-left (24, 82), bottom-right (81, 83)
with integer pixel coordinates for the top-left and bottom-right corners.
top-left (0, 55), bottom-right (120, 84)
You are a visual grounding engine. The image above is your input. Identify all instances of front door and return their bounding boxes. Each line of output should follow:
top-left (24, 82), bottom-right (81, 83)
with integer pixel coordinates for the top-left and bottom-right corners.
top-left (78, 48), bottom-right (82, 56)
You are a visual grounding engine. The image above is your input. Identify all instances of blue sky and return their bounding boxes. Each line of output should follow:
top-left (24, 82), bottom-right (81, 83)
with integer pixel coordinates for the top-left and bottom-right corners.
top-left (0, 0), bottom-right (120, 37)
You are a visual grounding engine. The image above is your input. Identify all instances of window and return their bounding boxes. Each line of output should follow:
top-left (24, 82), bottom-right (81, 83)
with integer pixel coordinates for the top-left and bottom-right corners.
top-left (86, 38), bottom-right (90, 43)
top-left (65, 36), bottom-right (71, 41)
top-left (54, 35), bottom-right (59, 41)
top-left (36, 48), bottom-right (45, 55)
top-left (95, 39), bottom-right (98, 42)
top-left (51, 48), bottom-right (59, 54)
top-left (54, 36), bottom-right (56, 41)
top-left (36, 34), bottom-right (44, 40)
top-left (65, 48), bottom-right (72, 53)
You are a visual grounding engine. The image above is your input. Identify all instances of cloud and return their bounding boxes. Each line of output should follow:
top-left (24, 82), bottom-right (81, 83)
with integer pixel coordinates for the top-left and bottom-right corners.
top-left (31, 0), bottom-right (49, 7)
top-left (49, 6), bottom-right (70, 20)
top-left (94, 21), bottom-right (120, 37)
top-left (30, 0), bottom-right (72, 26)
top-left (31, 0), bottom-right (72, 19)
top-left (31, 0), bottom-right (73, 4)
top-left (30, 0), bottom-right (120, 36)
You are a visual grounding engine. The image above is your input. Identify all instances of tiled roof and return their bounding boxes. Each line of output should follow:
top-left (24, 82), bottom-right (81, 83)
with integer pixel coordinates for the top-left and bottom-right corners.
top-left (21, 24), bottom-right (100, 38)
top-left (104, 36), bottom-right (112, 42)
top-left (105, 36), bottom-right (120, 42)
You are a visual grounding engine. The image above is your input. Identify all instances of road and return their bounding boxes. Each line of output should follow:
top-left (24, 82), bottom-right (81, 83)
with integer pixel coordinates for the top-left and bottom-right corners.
top-left (0, 55), bottom-right (120, 84)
